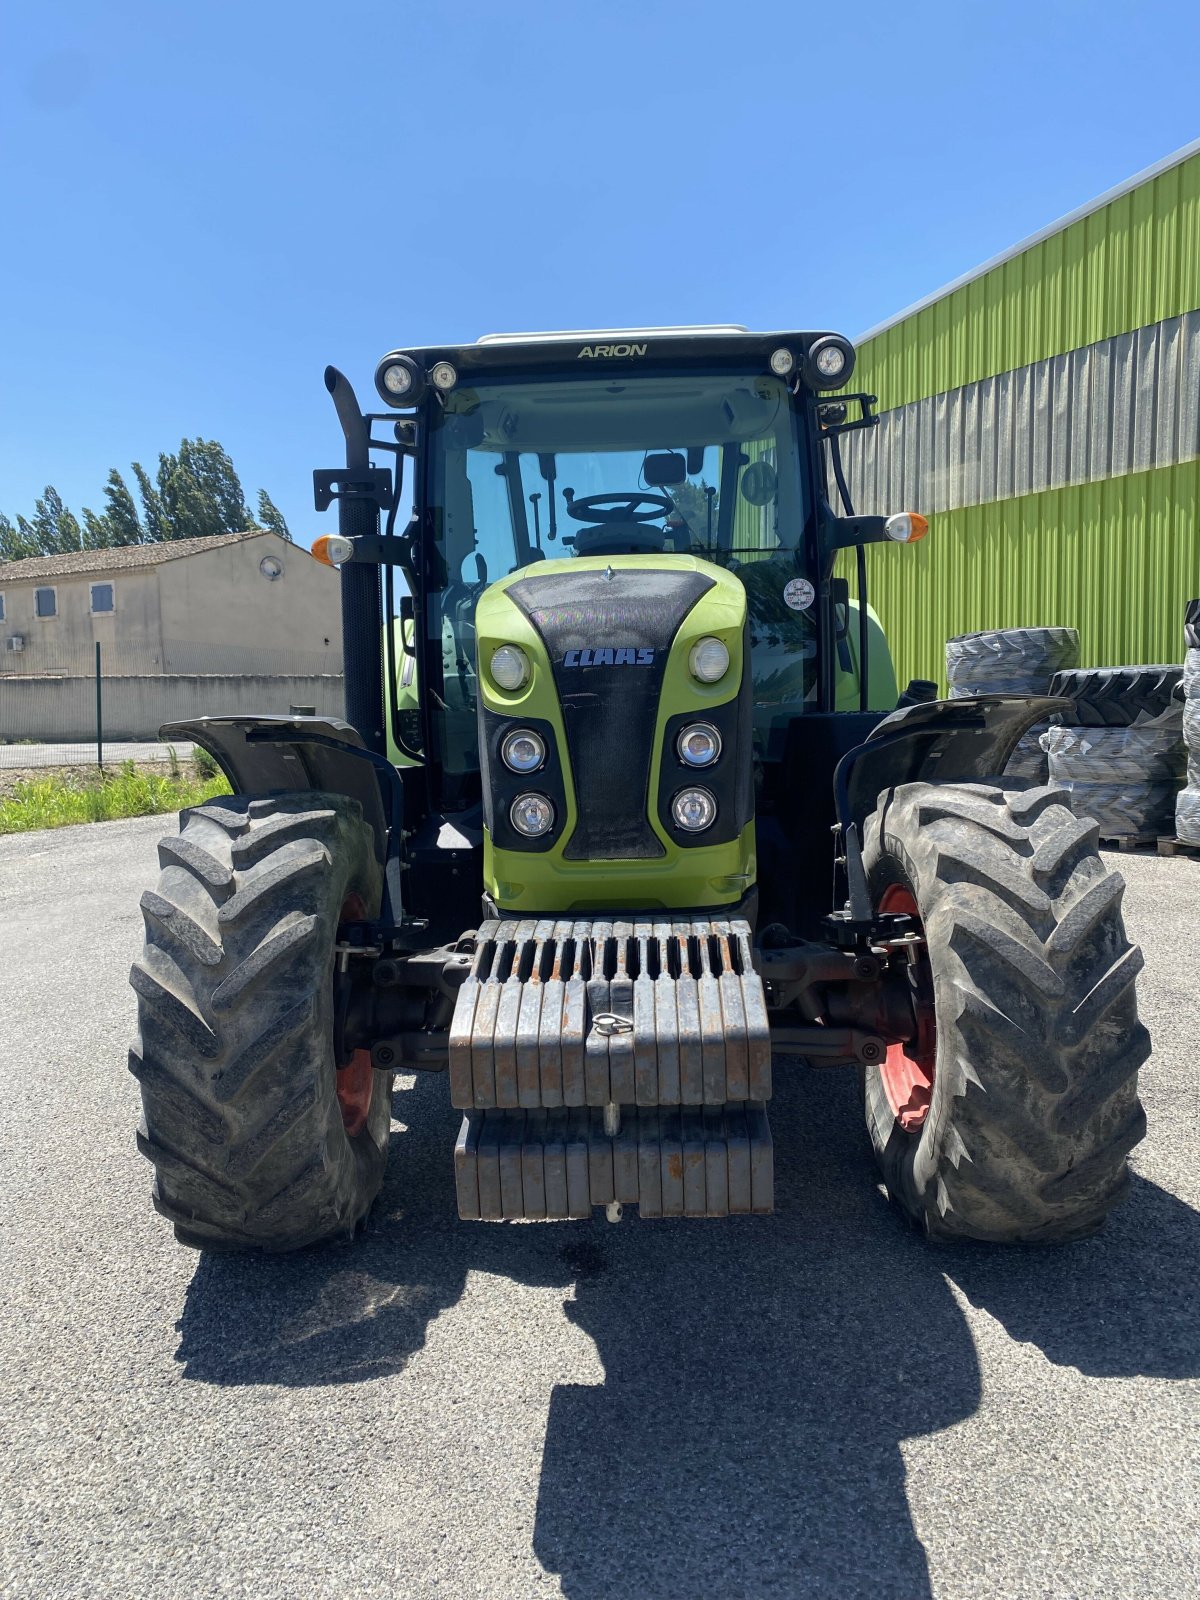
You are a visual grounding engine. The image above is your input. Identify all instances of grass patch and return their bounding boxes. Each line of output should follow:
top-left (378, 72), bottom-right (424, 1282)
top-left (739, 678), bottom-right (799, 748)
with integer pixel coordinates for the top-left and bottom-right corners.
top-left (0, 762), bottom-right (231, 835)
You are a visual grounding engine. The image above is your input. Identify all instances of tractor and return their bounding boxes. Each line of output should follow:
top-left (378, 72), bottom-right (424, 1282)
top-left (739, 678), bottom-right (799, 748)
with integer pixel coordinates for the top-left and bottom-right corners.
top-left (129, 325), bottom-right (1149, 1249)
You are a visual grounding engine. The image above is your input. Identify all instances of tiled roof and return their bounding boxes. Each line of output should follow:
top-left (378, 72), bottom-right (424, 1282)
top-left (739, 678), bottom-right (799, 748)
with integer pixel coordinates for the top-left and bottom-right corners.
top-left (0, 530), bottom-right (271, 582)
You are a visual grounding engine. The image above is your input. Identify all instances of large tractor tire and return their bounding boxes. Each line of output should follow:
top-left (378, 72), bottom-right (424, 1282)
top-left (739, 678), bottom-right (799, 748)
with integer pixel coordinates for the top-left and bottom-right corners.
top-left (861, 781), bottom-right (1148, 1242)
top-left (129, 793), bottom-right (393, 1251)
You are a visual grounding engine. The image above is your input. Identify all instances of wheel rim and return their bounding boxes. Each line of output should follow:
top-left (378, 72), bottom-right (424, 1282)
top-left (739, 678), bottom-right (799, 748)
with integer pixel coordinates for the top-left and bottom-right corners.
top-left (878, 883), bottom-right (937, 1133)
top-left (336, 893), bottom-right (375, 1138)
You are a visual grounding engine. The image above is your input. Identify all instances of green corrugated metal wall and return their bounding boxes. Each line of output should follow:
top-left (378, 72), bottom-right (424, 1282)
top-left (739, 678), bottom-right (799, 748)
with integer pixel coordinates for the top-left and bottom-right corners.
top-left (856, 148), bottom-right (1200, 410)
top-left (856, 458), bottom-right (1199, 692)
top-left (845, 146), bottom-right (1200, 688)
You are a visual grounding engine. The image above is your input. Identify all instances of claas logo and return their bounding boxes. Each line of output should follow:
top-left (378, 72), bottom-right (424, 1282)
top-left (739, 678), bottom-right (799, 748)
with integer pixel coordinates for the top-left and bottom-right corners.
top-left (563, 648), bottom-right (655, 667)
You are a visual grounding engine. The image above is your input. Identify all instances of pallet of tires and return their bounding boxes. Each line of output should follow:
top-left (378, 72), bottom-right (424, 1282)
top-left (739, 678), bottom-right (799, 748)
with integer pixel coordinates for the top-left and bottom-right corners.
top-left (1175, 599), bottom-right (1200, 845)
top-left (944, 626), bottom-right (1080, 784)
top-left (1044, 661), bottom-right (1186, 841)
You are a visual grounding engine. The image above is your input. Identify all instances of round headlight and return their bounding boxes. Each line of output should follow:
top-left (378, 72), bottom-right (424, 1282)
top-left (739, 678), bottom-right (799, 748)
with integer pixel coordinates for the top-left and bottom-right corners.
top-left (502, 728), bottom-right (545, 773)
top-left (430, 361), bottom-right (457, 391)
top-left (805, 335), bottom-right (855, 391)
top-left (490, 644), bottom-right (530, 691)
top-left (672, 787), bottom-right (717, 833)
top-left (769, 347), bottom-right (795, 377)
top-left (688, 636), bottom-right (729, 684)
top-left (510, 793), bottom-right (554, 838)
top-left (375, 353), bottom-right (425, 408)
top-left (677, 723), bottom-right (721, 767)
top-left (382, 363), bottom-right (413, 396)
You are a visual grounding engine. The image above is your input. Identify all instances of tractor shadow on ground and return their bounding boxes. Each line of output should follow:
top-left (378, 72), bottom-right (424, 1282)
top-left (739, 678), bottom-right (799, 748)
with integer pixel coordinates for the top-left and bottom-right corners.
top-left (175, 1068), bottom-right (1200, 1600)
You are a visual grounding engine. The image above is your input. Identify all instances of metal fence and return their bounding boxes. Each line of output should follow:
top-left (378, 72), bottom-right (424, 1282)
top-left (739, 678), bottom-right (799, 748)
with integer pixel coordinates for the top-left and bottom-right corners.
top-left (0, 640), bottom-right (345, 773)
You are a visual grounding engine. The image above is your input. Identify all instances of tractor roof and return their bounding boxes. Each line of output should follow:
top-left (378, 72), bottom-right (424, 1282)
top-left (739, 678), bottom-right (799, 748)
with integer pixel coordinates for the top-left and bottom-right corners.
top-left (388, 327), bottom-right (851, 378)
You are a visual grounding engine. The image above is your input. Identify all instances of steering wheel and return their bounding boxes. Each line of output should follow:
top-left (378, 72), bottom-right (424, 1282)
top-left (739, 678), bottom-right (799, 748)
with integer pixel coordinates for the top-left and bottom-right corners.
top-left (566, 492), bottom-right (675, 525)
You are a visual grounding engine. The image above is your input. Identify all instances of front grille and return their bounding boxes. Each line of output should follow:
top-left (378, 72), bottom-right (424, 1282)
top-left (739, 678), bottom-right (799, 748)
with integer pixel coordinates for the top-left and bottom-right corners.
top-left (506, 568), bottom-right (714, 858)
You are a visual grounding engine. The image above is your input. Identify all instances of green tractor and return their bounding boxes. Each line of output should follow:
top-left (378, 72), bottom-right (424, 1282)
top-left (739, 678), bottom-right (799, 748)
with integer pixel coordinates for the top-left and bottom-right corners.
top-left (129, 325), bottom-right (1148, 1249)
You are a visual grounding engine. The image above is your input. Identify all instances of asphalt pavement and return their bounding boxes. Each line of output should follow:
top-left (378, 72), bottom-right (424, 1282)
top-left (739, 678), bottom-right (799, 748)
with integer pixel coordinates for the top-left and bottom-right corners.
top-left (1, 815), bottom-right (1197, 1600)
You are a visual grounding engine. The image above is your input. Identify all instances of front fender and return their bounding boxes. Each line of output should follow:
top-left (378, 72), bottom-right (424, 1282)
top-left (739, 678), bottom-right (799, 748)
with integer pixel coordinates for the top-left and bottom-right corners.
top-left (838, 694), bottom-right (1070, 835)
top-left (163, 714), bottom-right (392, 868)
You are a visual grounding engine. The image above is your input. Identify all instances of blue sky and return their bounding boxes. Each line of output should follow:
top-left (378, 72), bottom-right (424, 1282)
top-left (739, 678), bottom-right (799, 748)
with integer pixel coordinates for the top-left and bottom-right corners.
top-left (1, 0), bottom-right (1198, 546)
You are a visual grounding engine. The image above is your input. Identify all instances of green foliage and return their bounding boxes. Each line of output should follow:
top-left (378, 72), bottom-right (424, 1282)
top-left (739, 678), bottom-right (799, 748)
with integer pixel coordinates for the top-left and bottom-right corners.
top-left (0, 764), bottom-right (231, 835)
top-left (0, 512), bottom-right (38, 561)
top-left (191, 745), bottom-right (220, 780)
top-left (1, 442), bottom-right (291, 559)
top-left (27, 487), bottom-right (82, 554)
top-left (669, 480), bottom-right (717, 543)
top-left (256, 488), bottom-right (291, 541)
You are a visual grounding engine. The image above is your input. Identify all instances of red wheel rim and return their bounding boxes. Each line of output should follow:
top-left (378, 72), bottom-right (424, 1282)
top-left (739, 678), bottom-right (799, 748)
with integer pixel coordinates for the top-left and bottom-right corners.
top-left (335, 893), bottom-right (375, 1138)
top-left (878, 883), bottom-right (936, 1133)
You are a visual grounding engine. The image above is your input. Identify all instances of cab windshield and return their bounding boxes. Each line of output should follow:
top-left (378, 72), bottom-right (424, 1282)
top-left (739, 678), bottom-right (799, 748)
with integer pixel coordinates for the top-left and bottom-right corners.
top-left (422, 368), bottom-right (818, 777)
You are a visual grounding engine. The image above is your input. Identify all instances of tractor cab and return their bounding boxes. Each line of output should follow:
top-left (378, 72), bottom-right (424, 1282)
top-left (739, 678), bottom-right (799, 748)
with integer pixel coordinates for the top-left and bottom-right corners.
top-left (314, 327), bottom-right (915, 937)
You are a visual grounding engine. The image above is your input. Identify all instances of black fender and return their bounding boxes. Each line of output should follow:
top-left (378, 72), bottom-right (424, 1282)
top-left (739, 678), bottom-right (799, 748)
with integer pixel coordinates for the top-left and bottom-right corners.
top-left (833, 695), bottom-right (1070, 922)
top-left (162, 715), bottom-right (395, 871)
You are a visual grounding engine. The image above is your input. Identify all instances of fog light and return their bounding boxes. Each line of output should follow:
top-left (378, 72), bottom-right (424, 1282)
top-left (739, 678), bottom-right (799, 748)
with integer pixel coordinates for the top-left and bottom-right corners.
top-left (511, 793), bottom-right (554, 837)
top-left (769, 347), bottom-right (795, 377)
top-left (689, 636), bottom-right (729, 684)
top-left (672, 787), bottom-right (717, 832)
top-left (490, 644), bottom-right (530, 690)
top-left (502, 728), bottom-right (545, 772)
top-left (430, 361), bottom-right (457, 391)
top-left (677, 723), bottom-right (721, 767)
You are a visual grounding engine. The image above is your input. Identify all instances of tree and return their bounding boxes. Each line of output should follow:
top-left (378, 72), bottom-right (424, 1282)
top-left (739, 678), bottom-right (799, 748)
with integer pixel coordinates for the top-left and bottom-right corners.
top-left (0, 513), bottom-right (38, 562)
top-left (11, 487), bottom-right (84, 556)
top-left (256, 489), bottom-right (291, 541)
top-left (179, 438), bottom-right (252, 534)
top-left (2, 440), bottom-right (285, 556)
top-left (101, 469), bottom-right (144, 545)
top-left (132, 462), bottom-right (169, 542)
top-left (669, 480), bottom-right (717, 544)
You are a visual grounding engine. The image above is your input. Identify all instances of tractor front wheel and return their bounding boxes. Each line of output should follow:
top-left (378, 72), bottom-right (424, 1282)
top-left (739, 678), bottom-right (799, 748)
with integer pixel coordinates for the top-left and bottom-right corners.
top-left (129, 792), bottom-right (393, 1251)
top-left (860, 781), bottom-right (1149, 1242)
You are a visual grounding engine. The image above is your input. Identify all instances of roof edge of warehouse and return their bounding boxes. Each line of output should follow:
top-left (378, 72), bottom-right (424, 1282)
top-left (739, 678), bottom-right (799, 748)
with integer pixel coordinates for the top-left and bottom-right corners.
top-left (856, 135), bottom-right (1200, 346)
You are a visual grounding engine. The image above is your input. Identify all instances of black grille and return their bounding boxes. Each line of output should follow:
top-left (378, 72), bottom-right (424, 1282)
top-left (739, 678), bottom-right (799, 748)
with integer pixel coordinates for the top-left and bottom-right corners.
top-left (506, 568), bottom-right (715, 859)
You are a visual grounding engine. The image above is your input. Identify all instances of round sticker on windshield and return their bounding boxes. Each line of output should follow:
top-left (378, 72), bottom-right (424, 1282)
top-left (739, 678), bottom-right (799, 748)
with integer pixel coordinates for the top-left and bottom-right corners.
top-left (783, 577), bottom-right (815, 611)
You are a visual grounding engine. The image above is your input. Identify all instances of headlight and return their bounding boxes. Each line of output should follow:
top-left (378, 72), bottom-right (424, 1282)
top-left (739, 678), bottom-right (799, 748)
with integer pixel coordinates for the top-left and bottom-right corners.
top-left (688, 636), bottom-right (729, 684)
top-left (374, 352), bottom-right (425, 407)
top-left (430, 361), bottom-right (457, 391)
top-left (672, 788), bottom-right (717, 832)
top-left (804, 335), bottom-right (855, 391)
top-left (490, 644), bottom-right (530, 690)
top-left (502, 728), bottom-right (545, 773)
top-left (677, 723), bottom-right (721, 767)
top-left (510, 794), bottom-right (554, 837)
top-left (769, 347), bottom-right (795, 377)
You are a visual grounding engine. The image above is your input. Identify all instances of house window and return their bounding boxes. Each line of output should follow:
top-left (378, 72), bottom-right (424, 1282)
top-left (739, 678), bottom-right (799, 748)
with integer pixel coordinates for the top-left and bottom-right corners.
top-left (90, 582), bottom-right (115, 614)
top-left (0, 593), bottom-right (5, 622)
top-left (35, 587), bottom-right (57, 619)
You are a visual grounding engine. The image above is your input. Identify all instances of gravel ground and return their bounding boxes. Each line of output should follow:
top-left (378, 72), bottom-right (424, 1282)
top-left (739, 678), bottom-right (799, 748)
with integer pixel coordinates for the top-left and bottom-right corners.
top-left (0, 815), bottom-right (1197, 1600)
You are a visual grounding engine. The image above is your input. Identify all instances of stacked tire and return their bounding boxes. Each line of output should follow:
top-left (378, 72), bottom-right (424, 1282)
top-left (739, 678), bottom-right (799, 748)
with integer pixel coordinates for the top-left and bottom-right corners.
top-left (945, 627), bottom-right (1080, 785)
top-left (1175, 599), bottom-right (1200, 845)
top-left (1045, 663), bottom-right (1186, 841)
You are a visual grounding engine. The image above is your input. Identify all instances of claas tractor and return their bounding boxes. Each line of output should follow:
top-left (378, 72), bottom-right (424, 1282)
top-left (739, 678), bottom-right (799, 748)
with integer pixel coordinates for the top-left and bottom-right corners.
top-left (129, 325), bottom-right (1149, 1250)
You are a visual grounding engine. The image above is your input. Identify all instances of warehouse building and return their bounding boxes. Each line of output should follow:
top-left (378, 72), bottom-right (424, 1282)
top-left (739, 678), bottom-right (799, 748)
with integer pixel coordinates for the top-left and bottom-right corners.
top-left (840, 137), bottom-right (1200, 691)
